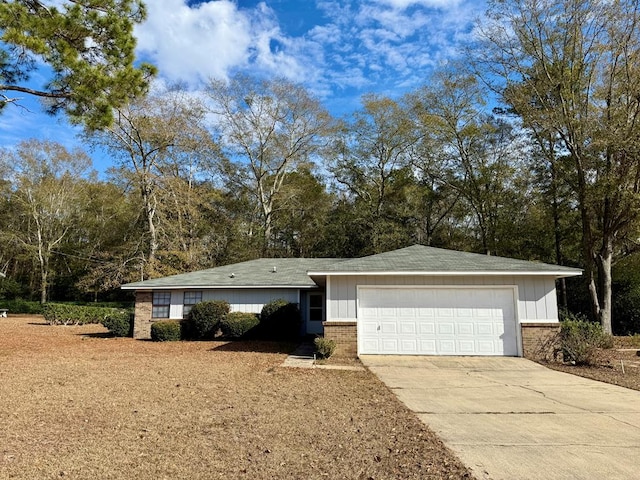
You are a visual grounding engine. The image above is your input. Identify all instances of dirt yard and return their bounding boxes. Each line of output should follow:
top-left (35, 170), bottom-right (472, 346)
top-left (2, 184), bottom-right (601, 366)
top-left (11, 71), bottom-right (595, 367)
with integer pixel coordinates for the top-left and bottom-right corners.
top-left (0, 316), bottom-right (472, 480)
top-left (544, 337), bottom-right (640, 391)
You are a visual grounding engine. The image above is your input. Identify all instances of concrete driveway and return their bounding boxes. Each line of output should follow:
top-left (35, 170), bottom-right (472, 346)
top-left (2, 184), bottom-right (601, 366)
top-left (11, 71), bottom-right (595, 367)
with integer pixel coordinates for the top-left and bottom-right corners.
top-left (360, 356), bottom-right (640, 480)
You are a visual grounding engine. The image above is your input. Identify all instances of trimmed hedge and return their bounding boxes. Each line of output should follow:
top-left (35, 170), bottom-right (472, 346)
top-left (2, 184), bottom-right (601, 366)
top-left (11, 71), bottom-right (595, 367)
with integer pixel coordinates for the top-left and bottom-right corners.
top-left (186, 300), bottom-right (230, 339)
top-left (151, 320), bottom-right (182, 342)
top-left (220, 312), bottom-right (260, 339)
top-left (314, 337), bottom-right (336, 359)
top-left (101, 311), bottom-right (133, 337)
top-left (0, 299), bottom-right (43, 314)
top-left (43, 303), bottom-right (119, 326)
top-left (260, 299), bottom-right (301, 339)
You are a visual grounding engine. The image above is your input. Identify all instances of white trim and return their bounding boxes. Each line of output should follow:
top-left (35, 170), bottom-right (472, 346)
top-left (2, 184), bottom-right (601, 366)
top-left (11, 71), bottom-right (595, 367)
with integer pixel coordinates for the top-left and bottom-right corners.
top-left (309, 270), bottom-right (581, 277)
top-left (326, 275), bottom-right (332, 321)
top-left (356, 284), bottom-right (522, 357)
top-left (122, 284), bottom-right (318, 290)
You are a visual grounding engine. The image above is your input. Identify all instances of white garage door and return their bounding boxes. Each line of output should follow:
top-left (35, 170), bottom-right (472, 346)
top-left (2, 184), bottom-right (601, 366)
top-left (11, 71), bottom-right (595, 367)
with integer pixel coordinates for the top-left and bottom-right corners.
top-left (358, 287), bottom-right (519, 356)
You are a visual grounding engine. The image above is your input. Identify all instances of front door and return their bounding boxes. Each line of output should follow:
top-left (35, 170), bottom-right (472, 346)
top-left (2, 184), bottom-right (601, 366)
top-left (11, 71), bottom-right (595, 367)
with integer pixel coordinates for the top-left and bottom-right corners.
top-left (307, 292), bottom-right (324, 335)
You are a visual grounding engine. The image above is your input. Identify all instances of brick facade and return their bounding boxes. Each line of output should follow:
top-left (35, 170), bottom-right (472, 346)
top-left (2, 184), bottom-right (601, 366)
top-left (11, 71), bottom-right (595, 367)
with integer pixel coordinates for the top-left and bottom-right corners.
top-left (133, 291), bottom-right (153, 339)
top-left (521, 322), bottom-right (561, 362)
top-left (323, 321), bottom-right (358, 357)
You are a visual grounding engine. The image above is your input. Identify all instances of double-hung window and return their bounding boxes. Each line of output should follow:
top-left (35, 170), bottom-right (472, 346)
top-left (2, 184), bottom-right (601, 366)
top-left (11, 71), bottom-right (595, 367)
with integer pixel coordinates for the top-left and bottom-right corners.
top-left (152, 292), bottom-right (171, 319)
top-left (183, 291), bottom-right (202, 318)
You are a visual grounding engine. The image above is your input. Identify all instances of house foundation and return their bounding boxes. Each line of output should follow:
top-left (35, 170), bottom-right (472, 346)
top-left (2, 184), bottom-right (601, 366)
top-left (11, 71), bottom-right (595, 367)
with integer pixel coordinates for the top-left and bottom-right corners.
top-left (521, 322), bottom-right (561, 362)
top-left (323, 321), bottom-right (357, 357)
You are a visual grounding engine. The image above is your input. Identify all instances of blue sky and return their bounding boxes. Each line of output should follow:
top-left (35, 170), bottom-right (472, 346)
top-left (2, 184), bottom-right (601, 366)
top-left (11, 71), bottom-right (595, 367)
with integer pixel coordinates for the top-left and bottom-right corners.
top-left (0, 0), bottom-right (484, 173)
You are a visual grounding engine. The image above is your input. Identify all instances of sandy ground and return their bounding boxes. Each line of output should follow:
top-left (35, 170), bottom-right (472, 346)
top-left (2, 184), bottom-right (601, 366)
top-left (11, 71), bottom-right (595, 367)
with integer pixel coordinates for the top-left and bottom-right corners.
top-left (0, 316), bottom-right (472, 480)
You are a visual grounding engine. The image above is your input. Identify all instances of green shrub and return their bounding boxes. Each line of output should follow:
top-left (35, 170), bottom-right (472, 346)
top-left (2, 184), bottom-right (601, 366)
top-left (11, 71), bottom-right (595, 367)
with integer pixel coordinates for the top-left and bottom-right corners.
top-left (101, 311), bottom-right (133, 337)
top-left (314, 337), bottom-right (336, 359)
top-left (186, 300), bottom-right (230, 339)
top-left (220, 312), bottom-right (260, 339)
top-left (260, 299), bottom-right (301, 339)
top-left (151, 320), bottom-right (182, 342)
top-left (43, 303), bottom-right (117, 326)
top-left (560, 319), bottom-right (613, 365)
top-left (0, 299), bottom-right (43, 314)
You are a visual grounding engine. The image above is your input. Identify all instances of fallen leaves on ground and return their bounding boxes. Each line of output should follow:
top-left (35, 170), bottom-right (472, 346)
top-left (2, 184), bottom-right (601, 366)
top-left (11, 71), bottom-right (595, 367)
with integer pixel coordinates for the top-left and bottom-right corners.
top-left (0, 316), bottom-right (472, 480)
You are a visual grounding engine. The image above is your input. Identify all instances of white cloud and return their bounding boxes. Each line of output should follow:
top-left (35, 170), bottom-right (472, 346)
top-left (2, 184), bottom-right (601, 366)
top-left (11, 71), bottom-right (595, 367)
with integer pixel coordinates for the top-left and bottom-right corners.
top-left (136, 0), bottom-right (306, 83)
top-left (133, 0), bottom-right (482, 102)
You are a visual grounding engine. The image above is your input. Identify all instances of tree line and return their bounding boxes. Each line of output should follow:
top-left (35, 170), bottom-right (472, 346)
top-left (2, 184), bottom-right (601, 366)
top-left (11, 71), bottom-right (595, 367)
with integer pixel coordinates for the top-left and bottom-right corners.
top-left (0, 0), bottom-right (639, 335)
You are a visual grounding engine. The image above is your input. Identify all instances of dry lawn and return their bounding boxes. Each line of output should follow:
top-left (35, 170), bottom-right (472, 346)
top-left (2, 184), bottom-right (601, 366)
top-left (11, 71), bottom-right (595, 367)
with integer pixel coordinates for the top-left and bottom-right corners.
top-left (0, 316), bottom-right (472, 480)
top-left (545, 337), bottom-right (640, 392)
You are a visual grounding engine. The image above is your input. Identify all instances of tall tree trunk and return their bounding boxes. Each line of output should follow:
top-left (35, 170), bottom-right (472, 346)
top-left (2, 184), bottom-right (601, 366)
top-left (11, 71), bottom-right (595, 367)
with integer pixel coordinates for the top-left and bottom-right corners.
top-left (596, 235), bottom-right (614, 334)
top-left (550, 156), bottom-right (567, 309)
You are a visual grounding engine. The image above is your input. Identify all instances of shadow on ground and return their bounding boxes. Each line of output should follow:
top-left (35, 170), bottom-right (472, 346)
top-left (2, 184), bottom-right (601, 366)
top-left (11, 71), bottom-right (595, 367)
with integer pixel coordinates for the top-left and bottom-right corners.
top-left (210, 340), bottom-right (297, 354)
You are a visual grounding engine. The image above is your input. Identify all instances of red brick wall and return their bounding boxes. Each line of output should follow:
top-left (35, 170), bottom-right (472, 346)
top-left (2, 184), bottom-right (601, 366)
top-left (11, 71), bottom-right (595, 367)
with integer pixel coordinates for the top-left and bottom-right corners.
top-left (521, 323), bottom-right (561, 361)
top-left (133, 291), bottom-right (153, 339)
top-left (323, 321), bottom-right (357, 357)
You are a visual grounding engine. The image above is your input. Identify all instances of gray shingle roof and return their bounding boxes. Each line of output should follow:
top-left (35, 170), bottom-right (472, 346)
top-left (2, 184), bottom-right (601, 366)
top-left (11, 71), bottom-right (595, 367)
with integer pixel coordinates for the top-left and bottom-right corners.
top-left (122, 245), bottom-right (580, 290)
top-left (307, 245), bottom-right (581, 275)
top-left (122, 258), bottom-right (343, 289)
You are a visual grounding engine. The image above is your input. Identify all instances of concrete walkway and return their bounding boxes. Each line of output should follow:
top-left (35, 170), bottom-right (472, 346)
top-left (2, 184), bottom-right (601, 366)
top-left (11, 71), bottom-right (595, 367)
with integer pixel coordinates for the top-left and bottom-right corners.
top-left (360, 356), bottom-right (640, 480)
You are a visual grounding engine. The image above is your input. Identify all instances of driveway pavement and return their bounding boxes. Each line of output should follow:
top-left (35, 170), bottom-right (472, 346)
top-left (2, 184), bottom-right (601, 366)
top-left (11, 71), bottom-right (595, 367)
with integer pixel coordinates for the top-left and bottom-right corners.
top-left (360, 356), bottom-right (640, 480)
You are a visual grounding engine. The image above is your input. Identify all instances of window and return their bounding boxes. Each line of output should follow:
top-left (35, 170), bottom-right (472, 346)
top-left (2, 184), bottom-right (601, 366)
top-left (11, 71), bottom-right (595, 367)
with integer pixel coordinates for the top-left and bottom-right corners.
top-left (309, 293), bottom-right (323, 322)
top-left (183, 291), bottom-right (202, 318)
top-left (152, 292), bottom-right (171, 318)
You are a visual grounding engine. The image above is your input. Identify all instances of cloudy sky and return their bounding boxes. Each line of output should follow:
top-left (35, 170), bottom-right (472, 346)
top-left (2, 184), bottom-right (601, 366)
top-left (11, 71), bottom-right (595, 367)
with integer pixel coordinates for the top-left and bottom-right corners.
top-left (1, 0), bottom-right (484, 171)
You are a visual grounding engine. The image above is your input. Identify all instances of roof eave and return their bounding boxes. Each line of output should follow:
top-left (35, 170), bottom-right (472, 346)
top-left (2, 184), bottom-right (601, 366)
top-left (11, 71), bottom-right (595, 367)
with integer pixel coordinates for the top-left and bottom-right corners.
top-left (121, 284), bottom-right (318, 290)
top-left (307, 270), bottom-right (582, 277)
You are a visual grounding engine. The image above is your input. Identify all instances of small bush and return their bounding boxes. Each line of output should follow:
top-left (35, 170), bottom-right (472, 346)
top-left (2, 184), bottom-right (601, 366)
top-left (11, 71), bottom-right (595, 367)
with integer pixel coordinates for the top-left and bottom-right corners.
top-left (102, 311), bottom-right (133, 337)
top-left (186, 300), bottom-right (230, 339)
top-left (43, 303), bottom-right (117, 326)
top-left (151, 320), bottom-right (182, 342)
top-left (560, 319), bottom-right (613, 365)
top-left (260, 299), bottom-right (301, 339)
top-left (314, 337), bottom-right (336, 359)
top-left (220, 312), bottom-right (260, 339)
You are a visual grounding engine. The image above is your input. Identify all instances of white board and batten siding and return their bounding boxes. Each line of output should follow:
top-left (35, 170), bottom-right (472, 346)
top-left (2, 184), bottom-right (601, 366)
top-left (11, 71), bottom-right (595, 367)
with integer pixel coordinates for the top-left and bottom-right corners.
top-left (327, 275), bottom-right (560, 324)
top-left (325, 275), bottom-right (560, 356)
top-left (167, 288), bottom-right (299, 319)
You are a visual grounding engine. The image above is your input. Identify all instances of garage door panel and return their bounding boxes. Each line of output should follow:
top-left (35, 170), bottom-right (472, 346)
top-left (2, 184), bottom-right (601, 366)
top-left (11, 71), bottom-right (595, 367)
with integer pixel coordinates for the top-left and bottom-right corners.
top-left (381, 339), bottom-right (398, 352)
top-left (458, 322), bottom-right (474, 335)
top-left (380, 322), bottom-right (398, 334)
top-left (400, 339), bottom-right (418, 352)
top-left (458, 340), bottom-right (476, 353)
top-left (399, 322), bottom-right (416, 334)
top-left (419, 339), bottom-right (437, 353)
top-left (358, 287), bottom-right (519, 356)
top-left (438, 323), bottom-right (455, 335)
top-left (477, 323), bottom-right (494, 335)
top-left (438, 340), bottom-right (456, 354)
top-left (419, 322), bottom-right (436, 334)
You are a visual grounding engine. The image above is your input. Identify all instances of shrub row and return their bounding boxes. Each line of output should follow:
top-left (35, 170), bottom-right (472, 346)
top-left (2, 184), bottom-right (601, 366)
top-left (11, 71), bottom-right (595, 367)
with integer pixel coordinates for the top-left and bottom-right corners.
top-left (150, 298), bottom-right (301, 342)
top-left (0, 299), bottom-right (43, 314)
top-left (43, 303), bottom-right (123, 326)
top-left (220, 312), bottom-right (260, 338)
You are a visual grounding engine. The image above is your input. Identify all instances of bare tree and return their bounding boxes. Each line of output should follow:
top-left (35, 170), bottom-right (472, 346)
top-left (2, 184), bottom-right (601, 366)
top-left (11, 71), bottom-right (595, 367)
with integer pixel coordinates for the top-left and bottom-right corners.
top-left (90, 85), bottom-right (216, 276)
top-left (207, 74), bottom-right (334, 255)
top-left (0, 140), bottom-right (93, 303)
top-left (478, 0), bottom-right (640, 332)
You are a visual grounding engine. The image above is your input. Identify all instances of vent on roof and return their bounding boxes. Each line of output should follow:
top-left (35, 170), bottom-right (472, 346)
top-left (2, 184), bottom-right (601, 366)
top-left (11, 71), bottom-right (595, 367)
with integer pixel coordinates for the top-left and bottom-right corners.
top-left (230, 273), bottom-right (235, 278)
top-left (272, 266), bottom-right (277, 273)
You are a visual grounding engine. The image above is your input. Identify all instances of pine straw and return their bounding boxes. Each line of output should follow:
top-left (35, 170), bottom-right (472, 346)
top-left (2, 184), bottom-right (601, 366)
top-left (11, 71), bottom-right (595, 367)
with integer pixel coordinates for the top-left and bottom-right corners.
top-left (0, 316), bottom-right (472, 480)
